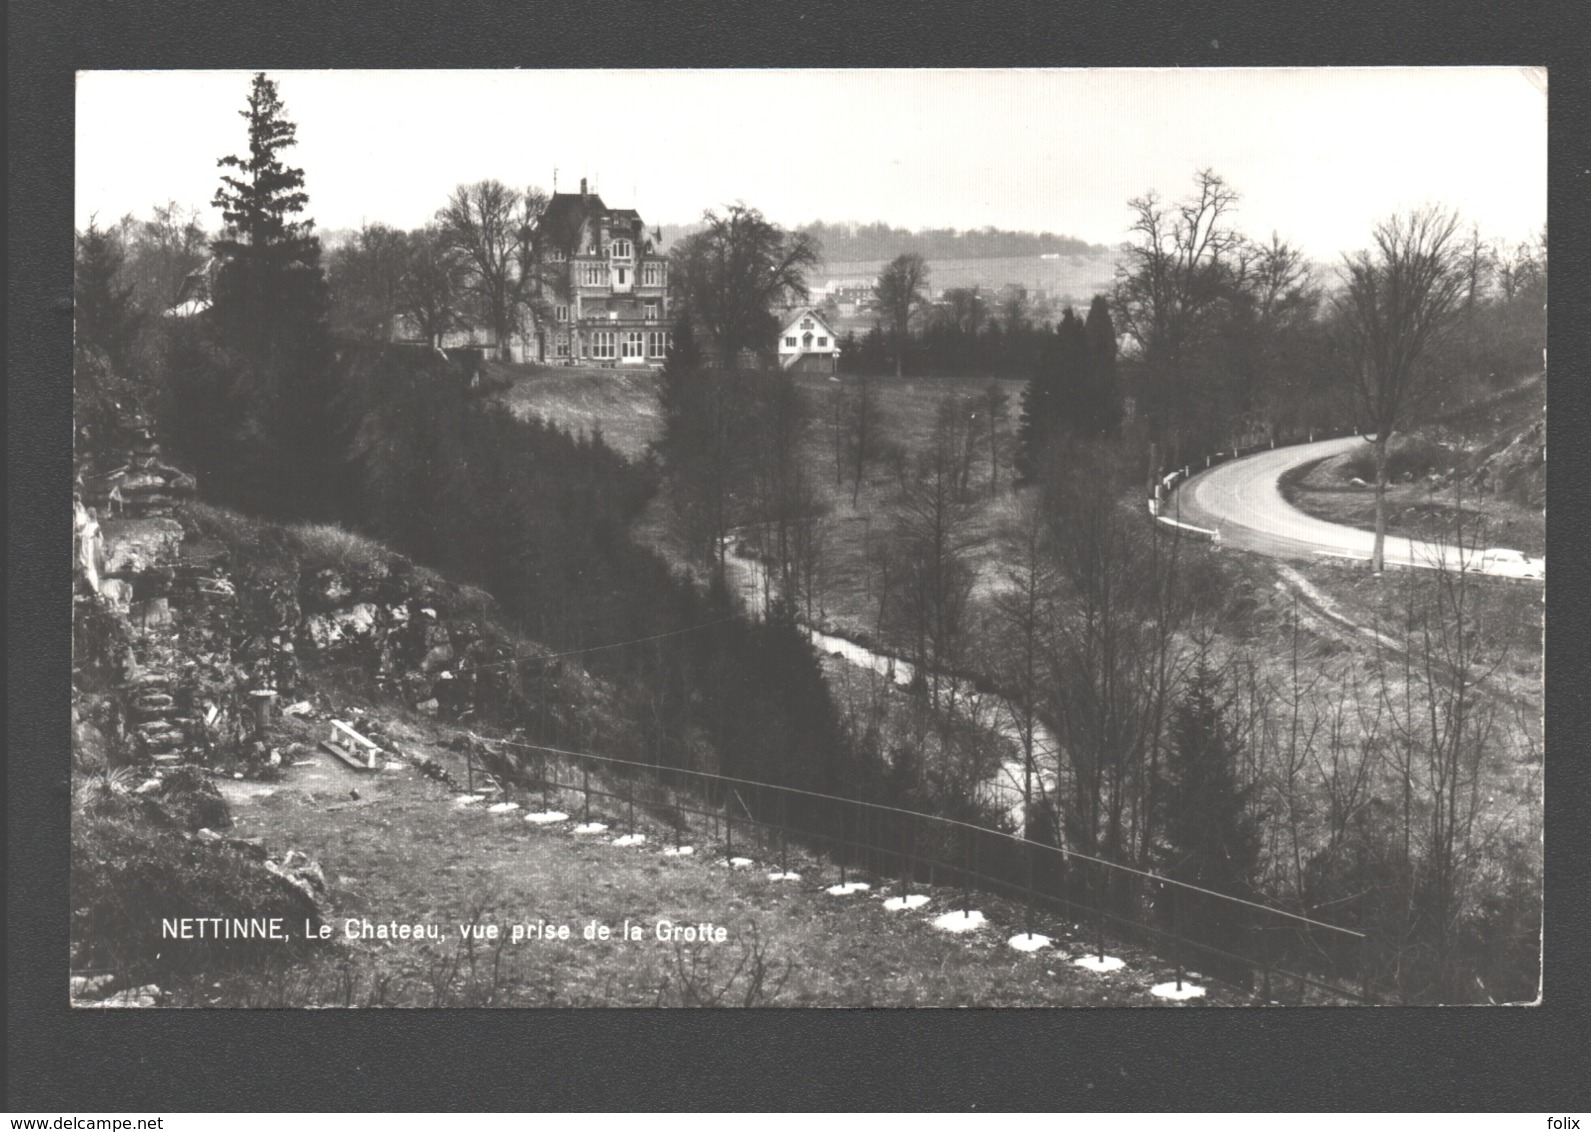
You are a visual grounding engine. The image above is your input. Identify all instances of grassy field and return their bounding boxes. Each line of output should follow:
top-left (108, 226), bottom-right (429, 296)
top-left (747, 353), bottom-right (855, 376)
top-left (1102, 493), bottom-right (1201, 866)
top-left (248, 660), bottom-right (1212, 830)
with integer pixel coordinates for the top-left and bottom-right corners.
top-left (187, 703), bottom-right (1243, 1007)
top-left (493, 361), bottom-right (663, 460)
top-left (816, 253), bottom-right (1118, 304)
top-left (789, 372), bottom-right (1030, 640)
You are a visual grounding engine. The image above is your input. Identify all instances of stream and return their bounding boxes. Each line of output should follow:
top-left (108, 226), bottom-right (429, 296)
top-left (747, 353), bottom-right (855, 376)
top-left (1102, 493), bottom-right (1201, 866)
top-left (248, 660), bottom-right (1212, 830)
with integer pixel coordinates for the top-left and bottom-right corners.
top-left (720, 539), bottom-right (1061, 830)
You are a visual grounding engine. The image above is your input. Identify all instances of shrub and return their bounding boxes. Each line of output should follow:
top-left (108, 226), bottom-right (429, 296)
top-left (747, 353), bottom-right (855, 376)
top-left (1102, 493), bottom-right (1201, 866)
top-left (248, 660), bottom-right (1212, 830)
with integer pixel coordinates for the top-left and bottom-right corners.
top-left (1339, 435), bottom-right (1454, 483)
top-left (292, 522), bottom-right (393, 576)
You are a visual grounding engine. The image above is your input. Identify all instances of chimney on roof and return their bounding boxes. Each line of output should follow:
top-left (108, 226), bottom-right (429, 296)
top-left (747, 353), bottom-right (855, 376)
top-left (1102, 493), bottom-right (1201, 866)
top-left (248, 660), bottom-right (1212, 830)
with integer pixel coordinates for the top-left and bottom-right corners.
top-left (580, 177), bottom-right (588, 198)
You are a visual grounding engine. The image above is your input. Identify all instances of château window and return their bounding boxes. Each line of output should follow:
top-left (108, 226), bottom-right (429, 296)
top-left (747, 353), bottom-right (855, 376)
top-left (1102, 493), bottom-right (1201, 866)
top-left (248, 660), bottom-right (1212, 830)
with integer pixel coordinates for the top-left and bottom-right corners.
top-left (644, 300), bottom-right (659, 321)
top-left (548, 247), bottom-right (566, 262)
top-left (591, 331), bottom-right (617, 359)
top-left (621, 330), bottom-right (645, 358)
top-left (555, 304), bottom-right (570, 323)
top-left (581, 262), bottom-right (606, 287)
top-left (611, 239), bottom-right (633, 260)
top-left (647, 331), bottom-right (669, 358)
top-left (642, 262), bottom-right (664, 287)
top-left (785, 336), bottom-right (798, 347)
top-left (801, 319), bottom-right (814, 330)
top-left (556, 333), bottom-right (569, 358)
top-left (616, 268), bottom-right (627, 286)
top-left (818, 337), bottom-right (828, 347)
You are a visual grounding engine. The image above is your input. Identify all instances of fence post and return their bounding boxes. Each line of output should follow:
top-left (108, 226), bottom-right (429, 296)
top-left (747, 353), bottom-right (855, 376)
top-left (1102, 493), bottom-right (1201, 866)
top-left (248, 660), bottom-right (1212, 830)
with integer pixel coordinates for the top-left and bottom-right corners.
top-left (859, 799), bottom-right (869, 879)
top-left (903, 813), bottom-right (915, 900)
top-left (1096, 862), bottom-right (1106, 963)
top-left (1360, 934), bottom-right (1374, 1003)
top-left (582, 763), bottom-right (591, 824)
top-left (1173, 885), bottom-right (1184, 992)
top-left (542, 752), bottom-right (552, 813)
top-left (1260, 923), bottom-right (1272, 1003)
top-left (1024, 835), bottom-right (1036, 939)
top-left (725, 788), bottom-right (733, 858)
top-left (838, 799), bottom-right (847, 886)
top-left (775, 789), bottom-right (786, 869)
top-left (465, 741), bottom-right (474, 795)
top-left (961, 826), bottom-right (972, 915)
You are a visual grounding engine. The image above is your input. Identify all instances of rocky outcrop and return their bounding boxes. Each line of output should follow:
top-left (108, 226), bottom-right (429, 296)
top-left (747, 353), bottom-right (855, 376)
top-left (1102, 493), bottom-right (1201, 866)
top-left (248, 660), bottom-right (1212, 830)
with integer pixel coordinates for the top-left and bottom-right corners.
top-left (1469, 420), bottom-right (1545, 508)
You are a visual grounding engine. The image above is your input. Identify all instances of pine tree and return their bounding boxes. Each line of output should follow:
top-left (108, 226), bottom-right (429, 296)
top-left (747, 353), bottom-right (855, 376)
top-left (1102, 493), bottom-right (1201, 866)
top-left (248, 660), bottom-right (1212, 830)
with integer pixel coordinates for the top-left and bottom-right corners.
top-left (1017, 312), bottom-right (1089, 480)
top-left (207, 72), bottom-right (339, 519)
top-left (1161, 660), bottom-right (1260, 893)
top-left (1083, 294), bottom-right (1124, 437)
top-left (1158, 659), bottom-right (1262, 979)
top-left (1052, 306), bottom-right (1092, 430)
top-left (211, 74), bottom-right (326, 350)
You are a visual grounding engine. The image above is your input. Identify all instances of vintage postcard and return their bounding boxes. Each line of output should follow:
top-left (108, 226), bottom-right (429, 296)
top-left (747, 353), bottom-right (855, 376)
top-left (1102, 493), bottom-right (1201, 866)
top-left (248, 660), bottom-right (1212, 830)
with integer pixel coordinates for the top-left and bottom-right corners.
top-left (69, 67), bottom-right (1544, 1008)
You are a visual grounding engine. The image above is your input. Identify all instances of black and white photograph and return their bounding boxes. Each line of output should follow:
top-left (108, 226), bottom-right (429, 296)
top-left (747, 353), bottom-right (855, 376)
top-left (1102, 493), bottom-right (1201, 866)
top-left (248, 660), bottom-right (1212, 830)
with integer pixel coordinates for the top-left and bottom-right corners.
top-left (67, 66), bottom-right (1545, 1010)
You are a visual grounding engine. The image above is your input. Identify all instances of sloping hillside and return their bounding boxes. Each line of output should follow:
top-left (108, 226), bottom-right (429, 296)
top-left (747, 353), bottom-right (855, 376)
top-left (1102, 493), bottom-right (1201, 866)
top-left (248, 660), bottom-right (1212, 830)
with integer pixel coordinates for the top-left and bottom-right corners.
top-left (492, 361), bottom-right (662, 460)
top-left (1280, 372), bottom-right (1545, 556)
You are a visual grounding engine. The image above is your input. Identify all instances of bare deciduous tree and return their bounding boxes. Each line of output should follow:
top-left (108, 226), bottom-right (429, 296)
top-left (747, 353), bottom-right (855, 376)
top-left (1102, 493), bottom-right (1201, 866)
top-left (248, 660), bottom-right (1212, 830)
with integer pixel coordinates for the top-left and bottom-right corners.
top-left (400, 224), bottom-right (467, 348)
top-left (1334, 206), bottom-right (1467, 573)
top-left (1111, 168), bottom-right (1246, 459)
top-left (438, 180), bottom-right (532, 360)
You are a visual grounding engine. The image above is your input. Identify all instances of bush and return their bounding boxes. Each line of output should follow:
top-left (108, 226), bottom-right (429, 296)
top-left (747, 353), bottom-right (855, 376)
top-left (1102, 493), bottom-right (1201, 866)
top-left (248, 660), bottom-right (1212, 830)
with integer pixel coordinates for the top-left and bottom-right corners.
top-left (292, 522), bottom-right (394, 576)
top-left (1339, 435), bottom-right (1453, 483)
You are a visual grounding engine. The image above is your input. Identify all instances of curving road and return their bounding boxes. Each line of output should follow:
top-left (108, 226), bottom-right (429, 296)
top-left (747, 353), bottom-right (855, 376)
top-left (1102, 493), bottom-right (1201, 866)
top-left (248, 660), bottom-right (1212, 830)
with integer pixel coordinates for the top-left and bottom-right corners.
top-left (1167, 436), bottom-right (1530, 574)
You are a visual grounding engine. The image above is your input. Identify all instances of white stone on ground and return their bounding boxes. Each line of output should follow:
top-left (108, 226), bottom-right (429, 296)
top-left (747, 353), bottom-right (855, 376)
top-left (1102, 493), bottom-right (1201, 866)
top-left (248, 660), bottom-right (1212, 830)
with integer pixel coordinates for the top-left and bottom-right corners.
top-left (612, 833), bottom-right (646, 847)
top-left (883, 893), bottom-right (930, 911)
top-left (573, 822), bottom-right (608, 835)
top-left (524, 811), bottom-right (569, 825)
top-left (487, 801), bottom-right (520, 814)
top-left (1150, 980), bottom-right (1206, 1000)
top-left (1007, 932), bottom-right (1052, 952)
top-left (826, 881), bottom-right (870, 896)
top-left (932, 909), bottom-right (985, 933)
top-left (1073, 954), bottom-right (1125, 973)
top-left (767, 871), bottom-right (802, 881)
top-left (662, 846), bottom-right (695, 857)
top-left (727, 856), bottom-right (754, 868)
top-left (453, 794), bottom-right (483, 807)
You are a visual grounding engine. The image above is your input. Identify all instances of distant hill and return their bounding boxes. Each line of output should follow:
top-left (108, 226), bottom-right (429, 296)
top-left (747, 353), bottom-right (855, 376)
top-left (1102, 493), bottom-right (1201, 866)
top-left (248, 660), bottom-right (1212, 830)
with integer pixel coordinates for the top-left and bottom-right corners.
top-left (658, 219), bottom-right (1114, 263)
top-left (815, 252), bottom-right (1119, 307)
top-left (656, 219), bottom-right (1119, 305)
top-left (796, 221), bottom-right (1112, 263)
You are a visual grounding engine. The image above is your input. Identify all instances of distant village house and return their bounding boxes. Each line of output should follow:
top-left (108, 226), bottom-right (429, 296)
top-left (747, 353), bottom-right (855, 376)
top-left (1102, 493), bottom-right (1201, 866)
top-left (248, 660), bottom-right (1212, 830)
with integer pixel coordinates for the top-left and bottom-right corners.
top-left (777, 307), bottom-right (840, 374)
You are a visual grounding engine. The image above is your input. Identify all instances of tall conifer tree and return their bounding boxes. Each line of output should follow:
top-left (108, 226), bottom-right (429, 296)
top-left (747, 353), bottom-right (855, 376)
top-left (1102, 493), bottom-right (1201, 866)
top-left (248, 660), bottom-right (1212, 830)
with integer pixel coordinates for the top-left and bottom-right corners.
top-left (208, 72), bottom-right (339, 519)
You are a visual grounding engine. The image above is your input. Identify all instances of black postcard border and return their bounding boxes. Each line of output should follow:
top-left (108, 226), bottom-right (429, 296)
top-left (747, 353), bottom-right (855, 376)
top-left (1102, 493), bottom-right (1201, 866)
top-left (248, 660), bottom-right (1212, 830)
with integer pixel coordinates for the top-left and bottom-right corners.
top-left (8, 0), bottom-right (1590, 1112)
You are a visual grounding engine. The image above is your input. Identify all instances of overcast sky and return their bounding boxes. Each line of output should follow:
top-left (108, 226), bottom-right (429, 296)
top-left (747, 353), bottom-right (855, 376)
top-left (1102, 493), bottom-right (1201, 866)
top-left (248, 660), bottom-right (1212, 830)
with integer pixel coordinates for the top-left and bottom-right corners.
top-left (76, 68), bottom-right (1546, 259)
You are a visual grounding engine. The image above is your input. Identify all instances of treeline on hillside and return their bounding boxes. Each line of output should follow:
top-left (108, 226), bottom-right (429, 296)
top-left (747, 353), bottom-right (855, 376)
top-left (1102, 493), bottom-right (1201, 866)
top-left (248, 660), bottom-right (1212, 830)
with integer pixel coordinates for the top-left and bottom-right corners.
top-left (798, 220), bottom-right (1108, 263)
top-left (835, 171), bottom-right (1545, 483)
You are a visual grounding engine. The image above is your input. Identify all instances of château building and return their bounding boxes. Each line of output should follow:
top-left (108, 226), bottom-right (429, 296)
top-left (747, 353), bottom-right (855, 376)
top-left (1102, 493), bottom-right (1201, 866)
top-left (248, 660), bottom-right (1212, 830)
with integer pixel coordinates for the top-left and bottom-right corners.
top-left (536, 179), bottom-right (671, 367)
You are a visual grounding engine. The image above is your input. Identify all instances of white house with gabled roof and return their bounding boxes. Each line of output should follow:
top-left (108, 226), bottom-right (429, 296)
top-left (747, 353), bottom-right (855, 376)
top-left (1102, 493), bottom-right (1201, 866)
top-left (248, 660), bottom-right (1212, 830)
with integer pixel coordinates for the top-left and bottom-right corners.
top-left (777, 307), bottom-right (840, 374)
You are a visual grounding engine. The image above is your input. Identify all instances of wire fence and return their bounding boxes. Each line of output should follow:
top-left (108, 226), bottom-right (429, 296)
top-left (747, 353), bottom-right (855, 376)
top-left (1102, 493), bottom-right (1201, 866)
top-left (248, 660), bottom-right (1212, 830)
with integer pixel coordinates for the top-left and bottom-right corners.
top-left (463, 733), bottom-right (1376, 1004)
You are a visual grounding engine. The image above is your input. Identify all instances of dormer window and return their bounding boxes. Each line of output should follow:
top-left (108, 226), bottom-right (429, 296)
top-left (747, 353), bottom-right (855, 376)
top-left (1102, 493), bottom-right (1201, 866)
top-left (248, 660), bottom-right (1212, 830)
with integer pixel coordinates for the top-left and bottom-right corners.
top-left (611, 239), bottom-right (633, 260)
